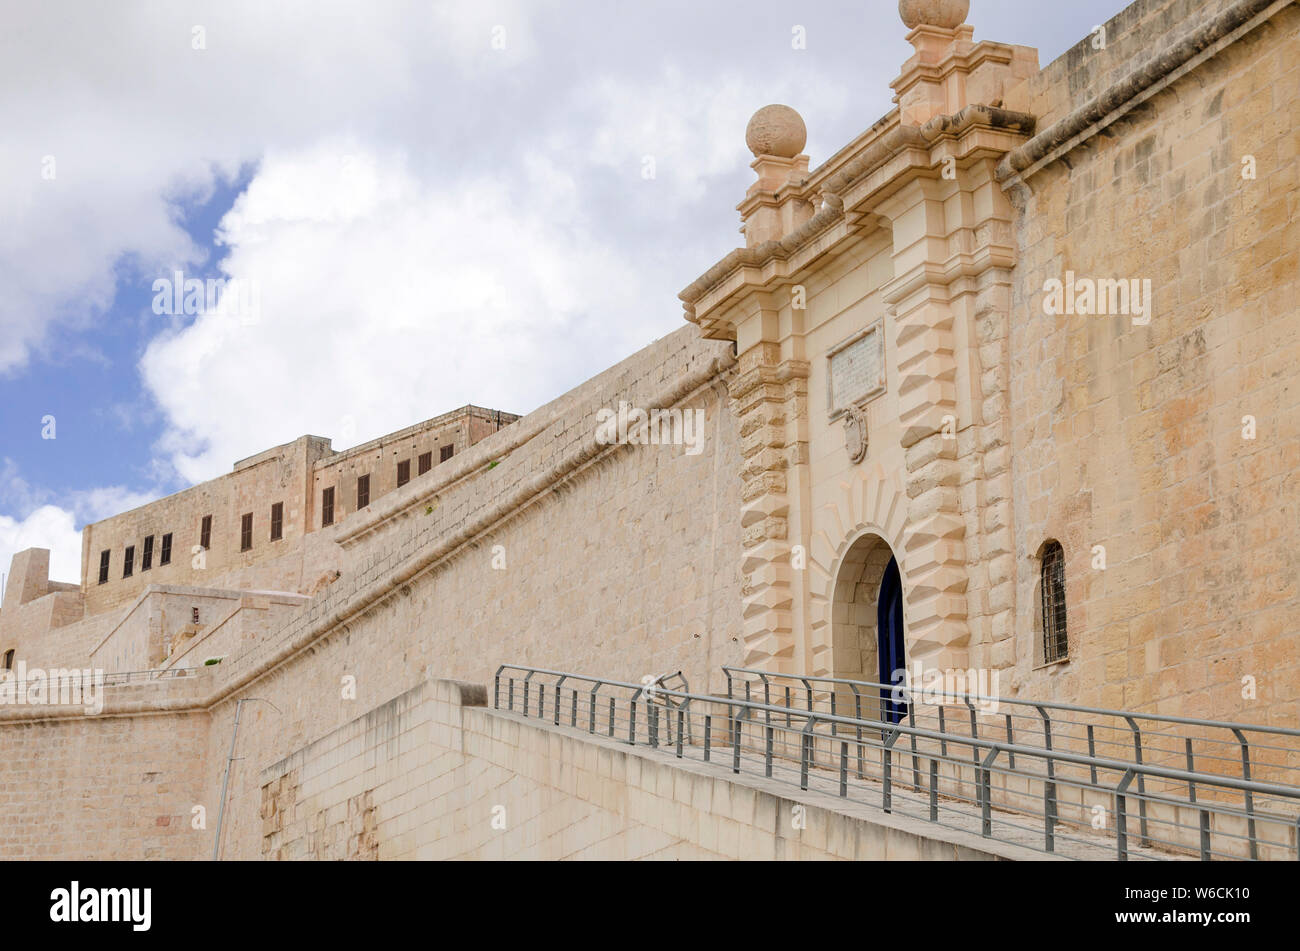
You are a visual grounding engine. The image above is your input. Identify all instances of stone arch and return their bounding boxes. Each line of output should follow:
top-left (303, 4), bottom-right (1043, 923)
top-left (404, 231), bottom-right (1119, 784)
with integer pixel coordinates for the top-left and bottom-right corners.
top-left (806, 463), bottom-right (908, 678)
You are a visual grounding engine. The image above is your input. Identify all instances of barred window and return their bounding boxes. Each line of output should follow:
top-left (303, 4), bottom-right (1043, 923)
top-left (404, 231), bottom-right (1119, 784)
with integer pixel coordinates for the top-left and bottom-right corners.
top-left (160, 533), bottom-right (173, 566)
top-left (396, 459), bottom-right (410, 488)
top-left (240, 513), bottom-right (253, 552)
top-left (1040, 541), bottom-right (1068, 663)
top-left (270, 502), bottom-right (283, 541)
top-left (322, 487), bottom-right (335, 527)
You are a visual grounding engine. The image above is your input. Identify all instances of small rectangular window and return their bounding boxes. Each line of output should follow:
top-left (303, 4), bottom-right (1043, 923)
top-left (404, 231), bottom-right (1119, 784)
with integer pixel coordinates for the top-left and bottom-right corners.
top-left (141, 535), bottom-right (154, 571)
top-left (2, 650), bottom-right (12, 670)
top-left (440, 445), bottom-right (454, 462)
top-left (270, 502), bottom-right (284, 541)
top-left (240, 513), bottom-right (253, 552)
top-left (160, 533), bottom-right (172, 566)
top-left (200, 515), bottom-right (212, 550)
top-left (123, 546), bottom-right (135, 578)
top-left (418, 451), bottom-right (432, 475)
top-left (396, 459), bottom-right (410, 487)
top-left (322, 487), bottom-right (335, 527)
top-left (192, 606), bottom-right (200, 625)
top-left (98, 550), bottom-right (111, 585)
top-left (357, 474), bottom-right (370, 509)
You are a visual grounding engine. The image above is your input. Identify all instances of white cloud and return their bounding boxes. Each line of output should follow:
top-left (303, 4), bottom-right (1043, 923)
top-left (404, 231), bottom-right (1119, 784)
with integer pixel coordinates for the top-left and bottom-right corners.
top-left (140, 140), bottom-right (659, 481)
top-left (0, 461), bottom-right (155, 587)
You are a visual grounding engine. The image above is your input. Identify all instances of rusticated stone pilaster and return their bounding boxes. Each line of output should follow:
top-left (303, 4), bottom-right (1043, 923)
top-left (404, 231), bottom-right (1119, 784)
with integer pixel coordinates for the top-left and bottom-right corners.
top-left (730, 342), bottom-right (809, 669)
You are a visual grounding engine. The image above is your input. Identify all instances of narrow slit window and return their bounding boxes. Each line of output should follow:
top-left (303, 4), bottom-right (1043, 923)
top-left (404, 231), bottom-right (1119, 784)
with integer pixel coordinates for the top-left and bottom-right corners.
top-left (322, 487), bottom-right (335, 527)
top-left (98, 549), bottom-right (111, 585)
top-left (200, 515), bottom-right (212, 551)
top-left (240, 513), bottom-right (253, 552)
top-left (357, 474), bottom-right (370, 509)
top-left (2, 650), bottom-right (12, 670)
top-left (160, 533), bottom-right (172, 566)
top-left (270, 502), bottom-right (283, 541)
top-left (123, 545), bottom-right (135, 578)
top-left (141, 535), bottom-right (154, 571)
top-left (1040, 541), bottom-right (1068, 663)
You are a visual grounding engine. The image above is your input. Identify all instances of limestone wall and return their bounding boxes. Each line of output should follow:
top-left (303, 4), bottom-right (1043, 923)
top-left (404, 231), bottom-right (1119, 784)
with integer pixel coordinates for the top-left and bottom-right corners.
top-left (260, 678), bottom-right (1025, 860)
top-left (1001, 0), bottom-right (1300, 722)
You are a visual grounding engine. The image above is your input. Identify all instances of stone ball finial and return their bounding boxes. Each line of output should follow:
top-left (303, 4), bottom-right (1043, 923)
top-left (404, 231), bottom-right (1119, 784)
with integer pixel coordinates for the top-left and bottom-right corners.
top-left (898, 0), bottom-right (969, 29)
top-left (745, 104), bottom-right (807, 158)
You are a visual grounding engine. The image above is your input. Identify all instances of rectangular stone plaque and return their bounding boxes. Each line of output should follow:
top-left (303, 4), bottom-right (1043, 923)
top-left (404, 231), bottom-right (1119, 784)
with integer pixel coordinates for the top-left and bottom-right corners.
top-left (827, 324), bottom-right (884, 417)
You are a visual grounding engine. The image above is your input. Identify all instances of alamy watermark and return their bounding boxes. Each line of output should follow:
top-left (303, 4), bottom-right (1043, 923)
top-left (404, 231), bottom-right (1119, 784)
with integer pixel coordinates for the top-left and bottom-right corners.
top-left (1042, 271), bottom-right (1152, 326)
top-left (0, 662), bottom-right (105, 715)
top-left (152, 270), bottom-right (261, 324)
top-left (891, 662), bottom-right (1001, 715)
top-left (595, 401), bottom-right (705, 456)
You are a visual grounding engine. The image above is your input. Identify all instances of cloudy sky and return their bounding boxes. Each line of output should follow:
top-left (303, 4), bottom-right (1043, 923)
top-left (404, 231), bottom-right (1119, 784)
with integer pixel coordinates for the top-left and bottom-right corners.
top-left (0, 0), bottom-right (1126, 586)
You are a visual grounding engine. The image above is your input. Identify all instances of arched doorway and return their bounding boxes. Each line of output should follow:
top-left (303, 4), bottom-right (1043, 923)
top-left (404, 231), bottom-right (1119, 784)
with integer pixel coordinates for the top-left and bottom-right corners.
top-left (831, 533), bottom-right (908, 723)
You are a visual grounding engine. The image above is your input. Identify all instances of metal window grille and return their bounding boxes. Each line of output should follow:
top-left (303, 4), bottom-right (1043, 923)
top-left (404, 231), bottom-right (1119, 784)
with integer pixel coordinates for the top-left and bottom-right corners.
top-left (1041, 541), bottom-right (1068, 663)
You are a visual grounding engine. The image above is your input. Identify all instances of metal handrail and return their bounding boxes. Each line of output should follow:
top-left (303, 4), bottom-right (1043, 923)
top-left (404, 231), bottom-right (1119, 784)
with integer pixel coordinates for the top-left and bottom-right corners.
top-left (493, 663), bottom-right (1300, 860)
top-left (721, 665), bottom-right (1300, 741)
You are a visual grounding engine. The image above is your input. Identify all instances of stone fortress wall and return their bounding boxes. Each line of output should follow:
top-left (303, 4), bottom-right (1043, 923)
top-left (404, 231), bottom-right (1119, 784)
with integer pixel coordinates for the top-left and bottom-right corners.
top-left (0, 0), bottom-right (1294, 860)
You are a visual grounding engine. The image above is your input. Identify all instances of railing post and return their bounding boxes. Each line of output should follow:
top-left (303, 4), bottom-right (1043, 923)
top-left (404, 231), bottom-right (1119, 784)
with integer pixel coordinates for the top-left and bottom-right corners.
top-left (628, 697), bottom-right (637, 745)
top-left (1086, 724), bottom-right (1097, 785)
top-left (1199, 810), bottom-right (1211, 860)
top-left (507, 677), bottom-right (515, 713)
top-left (538, 682), bottom-right (546, 719)
top-left (1185, 738), bottom-right (1197, 803)
top-left (852, 686), bottom-right (864, 780)
top-left (608, 697), bottom-right (616, 737)
top-left (522, 672), bottom-right (532, 717)
top-left (979, 746), bottom-right (1000, 836)
top-left (588, 683), bottom-right (602, 734)
top-left (765, 725), bottom-right (774, 778)
top-left (1232, 728), bottom-right (1258, 861)
top-left (929, 759), bottom-right (939, 821)
top-left (676, 709), bottom-right (684, 759)
top-left (1005, 713), bottom-right (1015, 771)
top-left (839, 742), bottom-right (848, 797)
top-left (704, 714), bottom-right (712, 762)
top-left (967, 700), bottom-right (981, 769)
top-left (571, 689), bottom-right (578, 728)
top-left (1124, 716), bottom-right (1149, 848)
top-left (493, 667), bottom-right (501, 709)
top-left (553, 676), bottom-right (566, 726)
top-left (648, 703), bottom-right (658, 748)
top-left (733, 712), bottom-right (743, 775)
top-left (1115, 769), bottom-right (1136, 861)
top-left (883, 730), bottom-right (900, 813)
top-left (800, 718), bottom-right (816, 790)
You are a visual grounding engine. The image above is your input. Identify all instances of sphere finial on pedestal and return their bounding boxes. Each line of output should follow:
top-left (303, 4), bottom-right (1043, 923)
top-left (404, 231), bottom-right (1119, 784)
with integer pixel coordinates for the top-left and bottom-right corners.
top-left (745, 104), bottom-right (807, 158)
top-left (898, 0), bottom-right (969, 30)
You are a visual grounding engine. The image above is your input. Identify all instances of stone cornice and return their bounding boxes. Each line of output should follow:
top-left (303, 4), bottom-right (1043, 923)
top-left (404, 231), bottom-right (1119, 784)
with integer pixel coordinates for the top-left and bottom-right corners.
top-left (681, 104), bottom-right (1035, 338)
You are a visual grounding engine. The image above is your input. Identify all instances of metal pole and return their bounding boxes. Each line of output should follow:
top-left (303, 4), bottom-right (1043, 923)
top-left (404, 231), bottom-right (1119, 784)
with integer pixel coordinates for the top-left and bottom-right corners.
top-left (212, 698), bottom-right (247, 861)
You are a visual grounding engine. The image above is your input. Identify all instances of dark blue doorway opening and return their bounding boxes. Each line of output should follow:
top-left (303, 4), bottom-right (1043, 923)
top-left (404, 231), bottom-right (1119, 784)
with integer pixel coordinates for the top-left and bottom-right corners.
top-left (876, 555), bottom-right (908, 723)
